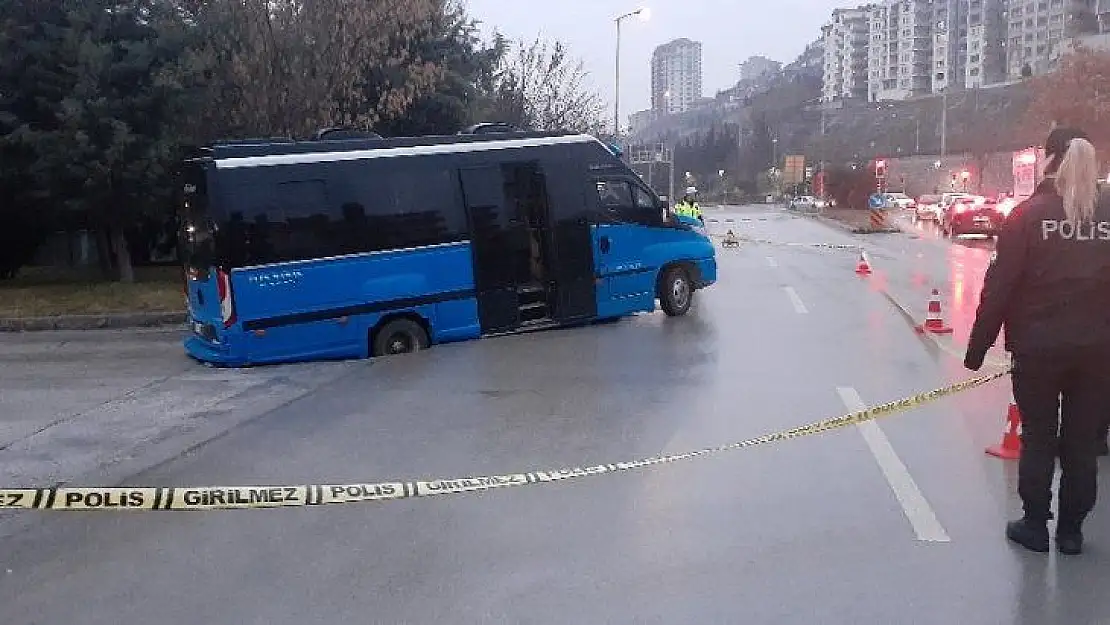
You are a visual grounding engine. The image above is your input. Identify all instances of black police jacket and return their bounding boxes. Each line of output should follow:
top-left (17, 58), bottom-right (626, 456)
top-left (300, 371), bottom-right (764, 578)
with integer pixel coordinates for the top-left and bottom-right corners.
top-left (965, 181), bottom-right (1110, 369)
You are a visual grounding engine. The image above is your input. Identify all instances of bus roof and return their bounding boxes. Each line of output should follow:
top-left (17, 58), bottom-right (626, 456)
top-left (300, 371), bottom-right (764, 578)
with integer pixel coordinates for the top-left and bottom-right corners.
top-left (205, 130), bottom-right (603, 170)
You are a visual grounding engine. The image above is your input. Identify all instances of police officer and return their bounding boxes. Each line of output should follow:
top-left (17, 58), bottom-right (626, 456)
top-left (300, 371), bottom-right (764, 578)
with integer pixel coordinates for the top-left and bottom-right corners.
top-left (674, 193), bottom-right (703, 221)
top-left (964, 127), bottom-right (1110, 556)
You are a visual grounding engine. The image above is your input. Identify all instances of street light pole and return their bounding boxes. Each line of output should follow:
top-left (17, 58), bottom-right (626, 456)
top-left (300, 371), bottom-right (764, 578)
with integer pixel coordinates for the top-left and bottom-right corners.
top-left (614, 18), bottom-right (623, 139)
top-left (613, 8), bottom-right (650, 142)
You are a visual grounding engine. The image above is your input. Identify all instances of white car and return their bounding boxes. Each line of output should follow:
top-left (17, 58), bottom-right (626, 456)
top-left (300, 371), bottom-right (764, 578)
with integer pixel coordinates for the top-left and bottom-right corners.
top-left (790, 195), bottom-right (826, 210)
top-left (914, 194), bottom-right (942, 221)
top-left (883, 192), bottom-right (916, 210)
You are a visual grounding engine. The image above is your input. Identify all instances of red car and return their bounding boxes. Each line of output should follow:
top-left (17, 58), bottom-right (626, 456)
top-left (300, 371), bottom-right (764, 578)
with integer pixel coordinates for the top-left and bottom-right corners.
top-left (941, 196), bottom-right (1006, 237)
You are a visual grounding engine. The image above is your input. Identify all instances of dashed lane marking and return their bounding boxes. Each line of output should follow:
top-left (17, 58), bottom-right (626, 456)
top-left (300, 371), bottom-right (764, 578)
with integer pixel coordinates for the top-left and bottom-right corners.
top-left (784, 287), bottom-right (809, 314)
top-left (837, 386), bottom-right (951, 543)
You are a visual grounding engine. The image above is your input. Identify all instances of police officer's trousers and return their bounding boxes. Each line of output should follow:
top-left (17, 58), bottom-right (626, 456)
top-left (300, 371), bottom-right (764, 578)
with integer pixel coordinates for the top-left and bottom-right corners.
top-left (1012, 347), bottom-right (1110, 528)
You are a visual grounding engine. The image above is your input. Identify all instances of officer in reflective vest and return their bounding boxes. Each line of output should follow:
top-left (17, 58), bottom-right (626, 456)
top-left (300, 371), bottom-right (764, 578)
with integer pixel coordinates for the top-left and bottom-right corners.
top-left (673, 194), bottom-right (702, 221)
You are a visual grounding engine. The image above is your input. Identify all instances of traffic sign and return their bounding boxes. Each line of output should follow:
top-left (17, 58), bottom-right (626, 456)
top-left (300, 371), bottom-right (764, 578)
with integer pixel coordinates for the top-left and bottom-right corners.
top-left (869, 193), bottom-right (886, 209)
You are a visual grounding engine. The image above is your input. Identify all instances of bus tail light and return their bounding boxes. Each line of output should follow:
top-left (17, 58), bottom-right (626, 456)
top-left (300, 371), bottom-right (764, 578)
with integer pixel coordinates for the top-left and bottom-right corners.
top-left (216, 269), bottom-right (237, 328)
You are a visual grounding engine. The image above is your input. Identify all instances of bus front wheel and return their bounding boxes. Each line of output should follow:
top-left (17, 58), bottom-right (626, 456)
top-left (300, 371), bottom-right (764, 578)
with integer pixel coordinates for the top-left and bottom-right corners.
top-left (372, 317), bottom-right (430, 357)
top-left (659, 266), bottom-right (693, 317)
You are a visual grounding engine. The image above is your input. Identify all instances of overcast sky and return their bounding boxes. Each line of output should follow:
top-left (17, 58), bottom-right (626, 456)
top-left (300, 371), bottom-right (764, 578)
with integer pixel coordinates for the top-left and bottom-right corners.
top-left (462, 0), bottom-right (849, 122)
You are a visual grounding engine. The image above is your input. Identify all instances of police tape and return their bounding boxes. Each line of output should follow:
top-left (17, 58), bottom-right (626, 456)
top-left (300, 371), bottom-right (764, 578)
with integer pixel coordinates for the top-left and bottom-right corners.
top-left (706, 217), bottom-right (776, 223)
top-left (735, 234), bottom-right (863, 250)
top-left (707, 232), bottom-right (862, 251)
top-left (0, 369), bottom-right (1009, 512)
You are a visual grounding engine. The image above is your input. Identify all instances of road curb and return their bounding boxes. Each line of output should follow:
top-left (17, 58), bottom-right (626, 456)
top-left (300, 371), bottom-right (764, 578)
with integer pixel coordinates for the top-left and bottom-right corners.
top-left (799, 210), bottom-right (901, 235)
top-left (0, 311), bottom-right (186, 333)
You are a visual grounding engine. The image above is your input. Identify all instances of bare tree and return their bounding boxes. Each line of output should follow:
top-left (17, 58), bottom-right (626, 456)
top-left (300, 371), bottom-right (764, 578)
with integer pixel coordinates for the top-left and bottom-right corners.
top-left (488, 36), bottom-right (604, 133)
top-left (187, 0), bottom-right (441, 140)
top-left (1025, 46), bottom-right (1110, 150)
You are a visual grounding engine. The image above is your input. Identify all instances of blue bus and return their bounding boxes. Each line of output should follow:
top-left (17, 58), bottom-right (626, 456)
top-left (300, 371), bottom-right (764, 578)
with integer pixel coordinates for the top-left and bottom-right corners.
top-left (176, 129), bottom-right (717, 366)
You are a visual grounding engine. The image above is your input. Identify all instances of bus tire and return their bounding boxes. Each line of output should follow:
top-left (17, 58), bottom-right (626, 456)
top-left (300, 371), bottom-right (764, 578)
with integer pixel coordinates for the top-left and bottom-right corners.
top-left (371, 317), bottom-right (429, 357)
top-left (658, 265), bottom-right (693, 317)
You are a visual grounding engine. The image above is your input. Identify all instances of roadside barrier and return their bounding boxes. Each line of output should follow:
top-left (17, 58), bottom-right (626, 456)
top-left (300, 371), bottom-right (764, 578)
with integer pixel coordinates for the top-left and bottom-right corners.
top-left (0, 369), bottom-right (1008, 512)
top-left (916, 289), bottom-right (954, 335)
top-left (854, 251), bottom-right (873, 275)
top-left (986, 402), bottom-right (1022, 460)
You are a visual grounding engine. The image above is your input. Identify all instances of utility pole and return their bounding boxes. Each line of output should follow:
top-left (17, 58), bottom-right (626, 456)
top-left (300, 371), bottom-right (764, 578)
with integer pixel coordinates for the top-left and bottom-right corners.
top-left (613, 18), bottom-right (622, 140)
top-left (613, 8), bottom-right (650, 143)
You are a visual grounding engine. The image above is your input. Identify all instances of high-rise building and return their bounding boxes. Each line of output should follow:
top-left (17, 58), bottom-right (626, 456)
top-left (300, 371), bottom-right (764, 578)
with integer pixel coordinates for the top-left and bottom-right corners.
top-left (823, 0), bottom-right (1035, 102)
top-left (739, 55), bottom-right (782, 82)
top-left (963, 0), bottom-right (1007, 88)
top-left (932, 0), bottom-right (967, 93)
top-left (821, 7), bottom-right (870, 102)
top-left (866, 0), bottom-right (934, 101)
top-left (651, 39), bottom-right (703, 115)
top-left (1006, 0), bottom-right (1099, 79)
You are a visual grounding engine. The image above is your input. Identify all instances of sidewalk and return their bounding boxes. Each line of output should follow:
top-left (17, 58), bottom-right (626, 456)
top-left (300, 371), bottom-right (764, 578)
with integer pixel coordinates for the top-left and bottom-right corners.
top-left (0, 311), bottom-right (185, 332)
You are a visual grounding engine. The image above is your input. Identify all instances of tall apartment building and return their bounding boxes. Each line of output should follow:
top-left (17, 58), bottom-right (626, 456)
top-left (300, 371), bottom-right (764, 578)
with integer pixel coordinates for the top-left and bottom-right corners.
top-left (866, 0), bottom-right (934, 101)
top-left (931, 0), bottom-right (967, 92)
top-left (964, 0), bottom-right (1008, 87)
top-left (739, 55), bottom-right (782, 81)
top-left (651, 39), bottom-right (703, 115)
top-left (821, 7), bottom-right (870, 102)
top-left (1006, 0), bottom-right (1099, 79)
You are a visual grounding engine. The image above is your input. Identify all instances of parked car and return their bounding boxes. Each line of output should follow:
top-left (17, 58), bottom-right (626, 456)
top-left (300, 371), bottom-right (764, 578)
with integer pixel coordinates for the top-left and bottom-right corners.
top-left (941, 196), bottom-right (1006, 237)
top-left (790, 195), bottom-right (825, 210)
top-left (913, 194), bottom-right (942, 221)
top-left (883, 192), bottom-right (916, 210)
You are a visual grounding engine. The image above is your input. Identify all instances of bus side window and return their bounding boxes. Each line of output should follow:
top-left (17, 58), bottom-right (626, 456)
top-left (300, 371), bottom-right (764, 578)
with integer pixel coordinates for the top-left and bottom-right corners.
top-left (272, 179), bottom-right (330, 263)
top-left (331, 159), bottom-right (467, 254)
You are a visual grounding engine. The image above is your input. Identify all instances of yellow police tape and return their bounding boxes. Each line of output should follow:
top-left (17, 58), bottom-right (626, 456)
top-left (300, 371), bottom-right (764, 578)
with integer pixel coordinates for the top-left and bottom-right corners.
top-left (707, 232), bottom-right (862, 251)
top-left (736, 234), bottom-right (863, 250)
top-left (0, 369), bottom-right (1008, 512)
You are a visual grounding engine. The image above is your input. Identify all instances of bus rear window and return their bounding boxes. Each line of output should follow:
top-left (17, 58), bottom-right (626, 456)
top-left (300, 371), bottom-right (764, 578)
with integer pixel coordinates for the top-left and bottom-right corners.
top-left (177, 160), bottom-right (216, 279)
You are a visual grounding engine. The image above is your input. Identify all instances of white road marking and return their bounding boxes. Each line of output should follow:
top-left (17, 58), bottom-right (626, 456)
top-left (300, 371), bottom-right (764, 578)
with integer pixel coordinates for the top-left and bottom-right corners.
top-left (783, 286), bottom-right (808, 314)
top-left (766, 256), bottom-right (778, 268)
top-left (836, 386), bottom-right (950, 543)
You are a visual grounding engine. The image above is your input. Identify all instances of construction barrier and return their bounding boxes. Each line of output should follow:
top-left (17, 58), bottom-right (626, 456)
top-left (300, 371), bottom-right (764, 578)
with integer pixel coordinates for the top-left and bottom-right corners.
top-left (869, 209), bottom-right (887, 230)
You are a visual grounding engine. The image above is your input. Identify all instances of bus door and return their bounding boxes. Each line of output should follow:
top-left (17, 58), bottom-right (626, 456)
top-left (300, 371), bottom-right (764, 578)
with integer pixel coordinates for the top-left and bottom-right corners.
top-left (460, 166), bottom-right (522, 333)
top-left (590, 178), bottom-right (660, 316)
top-left (540, 162), bottom-right (596, 323)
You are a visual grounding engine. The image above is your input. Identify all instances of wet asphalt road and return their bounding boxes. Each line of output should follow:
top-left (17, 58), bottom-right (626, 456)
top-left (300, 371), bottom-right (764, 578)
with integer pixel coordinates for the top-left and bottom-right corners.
top-left (2, 205), bottom-right (1109, 624)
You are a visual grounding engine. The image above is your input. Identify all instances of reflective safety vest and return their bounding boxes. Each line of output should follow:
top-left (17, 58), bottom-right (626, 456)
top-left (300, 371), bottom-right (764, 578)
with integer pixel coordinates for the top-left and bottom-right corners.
top-left (675, 201), bottom-right (702, 219)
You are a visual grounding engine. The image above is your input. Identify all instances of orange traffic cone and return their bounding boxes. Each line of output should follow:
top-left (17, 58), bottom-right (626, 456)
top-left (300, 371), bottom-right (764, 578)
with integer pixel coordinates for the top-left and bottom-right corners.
top-left (986, 403), bottom-right (1022, 460)
top-left (916, 289), bottom-right (954, 334)
top-left (855, 251), bottom-right (872, 275)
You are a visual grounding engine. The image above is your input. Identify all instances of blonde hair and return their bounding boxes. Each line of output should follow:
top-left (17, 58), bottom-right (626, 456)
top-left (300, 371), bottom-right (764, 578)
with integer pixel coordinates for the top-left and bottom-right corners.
top-left (1053, 138), bottom-right (1099, 222)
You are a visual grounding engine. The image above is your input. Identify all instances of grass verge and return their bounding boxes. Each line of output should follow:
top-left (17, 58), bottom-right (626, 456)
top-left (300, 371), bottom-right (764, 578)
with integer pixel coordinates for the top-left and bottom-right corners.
top-left (0, 266), bottom-right (183, 318)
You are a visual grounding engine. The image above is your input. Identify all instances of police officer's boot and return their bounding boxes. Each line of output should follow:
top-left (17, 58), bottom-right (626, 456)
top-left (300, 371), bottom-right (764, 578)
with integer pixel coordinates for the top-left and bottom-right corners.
top-left (1056, 522), bottom-right (1084, 556)
top-left (1006, 518), bottom-right (1050, 553)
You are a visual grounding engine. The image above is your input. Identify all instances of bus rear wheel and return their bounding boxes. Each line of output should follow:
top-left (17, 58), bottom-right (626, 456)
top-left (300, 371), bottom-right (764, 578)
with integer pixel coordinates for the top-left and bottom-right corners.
top-left (372, 318), bottom-right (429, 357)
top-left (659, 266), bottom-right (693, 317)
